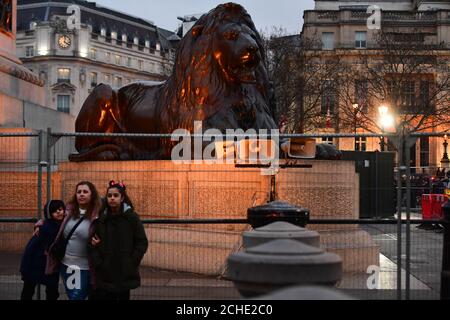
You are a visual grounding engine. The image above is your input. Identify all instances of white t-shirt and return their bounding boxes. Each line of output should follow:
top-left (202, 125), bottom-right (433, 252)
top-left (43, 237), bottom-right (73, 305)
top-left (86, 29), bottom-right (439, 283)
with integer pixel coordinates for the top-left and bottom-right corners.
top-left (61, 209), bottom-right (91, 270)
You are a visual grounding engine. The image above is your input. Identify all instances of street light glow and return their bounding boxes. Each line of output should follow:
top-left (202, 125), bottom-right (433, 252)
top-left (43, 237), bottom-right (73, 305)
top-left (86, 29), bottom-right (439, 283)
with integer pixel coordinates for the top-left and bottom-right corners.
top-left (378, 105), bottom-right (388, 116)
top-left (378, 105), bottom-right (394, 130)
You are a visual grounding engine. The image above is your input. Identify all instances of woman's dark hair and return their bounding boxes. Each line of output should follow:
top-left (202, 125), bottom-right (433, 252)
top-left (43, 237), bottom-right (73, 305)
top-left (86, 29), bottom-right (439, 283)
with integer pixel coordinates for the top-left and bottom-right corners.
top-left (69, 181), bottom-right (102, 219)
top-left (106, 180), bottom-right (134, 210)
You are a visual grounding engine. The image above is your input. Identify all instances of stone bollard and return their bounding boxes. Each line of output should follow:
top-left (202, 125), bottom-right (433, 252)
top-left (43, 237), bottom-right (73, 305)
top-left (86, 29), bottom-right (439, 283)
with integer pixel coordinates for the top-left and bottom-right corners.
top-left (252, 286), bottom-right (355, 300)
top-left (441, 200), bottom-right (450, 300)
top-left (226, 239), bottom-right (342, 298)
top-left (243, 221), bottom-right (320, 248)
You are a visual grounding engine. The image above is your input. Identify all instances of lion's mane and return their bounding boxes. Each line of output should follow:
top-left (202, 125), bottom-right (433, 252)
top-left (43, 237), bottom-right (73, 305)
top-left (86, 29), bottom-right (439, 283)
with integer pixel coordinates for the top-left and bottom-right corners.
top-left (158, 2), bottom-right (276, 133)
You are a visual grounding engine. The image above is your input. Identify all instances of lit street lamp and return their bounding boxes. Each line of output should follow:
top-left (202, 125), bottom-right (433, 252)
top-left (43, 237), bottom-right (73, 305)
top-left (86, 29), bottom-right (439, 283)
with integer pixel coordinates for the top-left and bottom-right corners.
top-left (352, 103), bottom-right (359, 134)
top-left (378, 105), bottom-right (394, 151)
top-left (441, 134), bottom-right (450, 168)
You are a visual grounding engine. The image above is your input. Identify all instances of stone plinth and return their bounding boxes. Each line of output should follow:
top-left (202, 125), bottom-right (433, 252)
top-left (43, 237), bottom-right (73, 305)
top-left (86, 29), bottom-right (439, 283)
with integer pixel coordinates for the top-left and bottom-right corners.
top-left (142, 225), bottom-right (245, 275)
top-left (55, 160), bottom-right (360, 220)
top-left (276, 160), bottom-right (359, 220)
top-left (56, 161), bottom-right (271, 219)
top-left (320, 228), bottom-right (379, 272)
top-left (0, 159), bottom-right (379, 275)
top-left (1, 0), bottom-right (45, 116)
top-left (0, 170), bottom-right (61, 217)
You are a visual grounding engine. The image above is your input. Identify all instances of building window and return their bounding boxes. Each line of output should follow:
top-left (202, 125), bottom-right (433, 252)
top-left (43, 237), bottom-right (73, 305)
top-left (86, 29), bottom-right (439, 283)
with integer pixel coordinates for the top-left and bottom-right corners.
top-left (156, 42), bottom-right (161, 51)
top-left (115, 55), bottom-right (121, 65)
top-left (105, 52), bottom-right (111, 62)
top-left (322, 137), bottom-right (334, 145)
top-left (57, 68), bottom-right (71, 83)
top-left (355, 31), bottom-right (367, 49)
top-left (25, 46), bottom-right (34, 57)
top-left (145, 40), bottom-right (150, 48)
top-left (420, 80), bottom-right (430, 108)
top-left (113, 76), bottom-right (122, 88)
top-left (127, 57), bottom-right (132, 67)
top-left (90, 72), bottom-right (97, 87)
top-left (402, 81), bottom-right (416, 110)
top-left (89, 48), bottom-right (96, 60)
top-left (111, 31), bottom-right (117, 39)
top-left (322, 32), bottom-right (334, 50)
top-left (122, 34), bottom-right (127, 42)
top-left (57, 95), bottom-right (70, 113)
top-left (321, 80), bottom-right (336, 115)
top-left (138, 60), bottom-right (144, 70)
top-left (101, 28), bottom-right (106, 36)
top-left (420, 137), bottom-right (429, 167)
top-left (104, 74), bottom-right (111, 84)
top-left (355, 137), bottom-right (367, 151)
top-left (134, 37), bottom-right (139, 45)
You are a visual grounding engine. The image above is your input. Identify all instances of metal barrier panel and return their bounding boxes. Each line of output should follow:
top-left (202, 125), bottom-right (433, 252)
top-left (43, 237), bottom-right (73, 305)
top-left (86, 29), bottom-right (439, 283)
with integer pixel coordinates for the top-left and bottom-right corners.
top-left (0, 131), bottom-right (448, 300)
top-left (0, 219), bottom-right (443, 300)
top-left (0, 132), bottom-right (43, 218)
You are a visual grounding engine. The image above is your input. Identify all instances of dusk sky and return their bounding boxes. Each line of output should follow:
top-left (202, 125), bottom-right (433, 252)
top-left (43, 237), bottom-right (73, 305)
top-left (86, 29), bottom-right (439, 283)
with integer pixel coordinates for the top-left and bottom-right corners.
top-left (95, 0), bottom-right (316, 35)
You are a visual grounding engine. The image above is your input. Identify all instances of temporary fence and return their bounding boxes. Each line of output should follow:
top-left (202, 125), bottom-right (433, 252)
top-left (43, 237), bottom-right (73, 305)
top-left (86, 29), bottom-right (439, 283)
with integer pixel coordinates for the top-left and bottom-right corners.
top-left (0, 130), bottom-right (448, 300)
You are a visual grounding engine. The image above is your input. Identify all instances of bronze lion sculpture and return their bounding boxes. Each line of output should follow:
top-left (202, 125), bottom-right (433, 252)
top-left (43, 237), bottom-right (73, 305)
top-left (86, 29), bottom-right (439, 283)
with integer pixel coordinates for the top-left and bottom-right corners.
top-left (70, 3), bottom-right (278, 161)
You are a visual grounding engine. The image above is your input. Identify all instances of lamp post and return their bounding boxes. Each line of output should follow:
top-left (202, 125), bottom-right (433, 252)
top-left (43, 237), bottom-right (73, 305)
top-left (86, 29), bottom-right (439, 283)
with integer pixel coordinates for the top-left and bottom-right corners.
top-left (353, 103), bottom-right (359, 151)
top-left (352, 103), bottom-right (359, 134)
top-left (441, 134), bottom-right (450, 168)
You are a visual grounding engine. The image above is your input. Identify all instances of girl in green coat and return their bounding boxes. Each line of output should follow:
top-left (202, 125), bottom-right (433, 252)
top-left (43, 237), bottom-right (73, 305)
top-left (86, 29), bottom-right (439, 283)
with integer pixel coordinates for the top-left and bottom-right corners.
top-left (89, 180), bottom-right (148, 300)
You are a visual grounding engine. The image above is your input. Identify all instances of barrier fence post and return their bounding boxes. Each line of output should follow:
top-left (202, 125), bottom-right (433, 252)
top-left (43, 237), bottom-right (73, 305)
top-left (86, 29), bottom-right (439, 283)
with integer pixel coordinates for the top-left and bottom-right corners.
top-left (441, 200), bottom-right (450, 300)
top-left (396, 133), bottom-right (404, 300)
top-left (405, 135), bottom-right (415, 301)
top-left (46, 128), bottom-right (52, 205)
top-left (37, 130), bottom-right (43, 301)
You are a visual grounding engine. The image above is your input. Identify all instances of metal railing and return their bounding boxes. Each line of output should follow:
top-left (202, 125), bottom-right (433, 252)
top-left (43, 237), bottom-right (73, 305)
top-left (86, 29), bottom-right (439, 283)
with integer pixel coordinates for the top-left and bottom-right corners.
top-left (0, 130), bottom-right (448, 300)
top-left (0, 217), bottom-right (443, 300)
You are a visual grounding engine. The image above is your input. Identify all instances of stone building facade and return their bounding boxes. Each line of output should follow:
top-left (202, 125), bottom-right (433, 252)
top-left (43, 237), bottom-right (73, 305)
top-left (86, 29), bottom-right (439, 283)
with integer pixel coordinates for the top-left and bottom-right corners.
top-left (301, 0), bottom-right (450, 168)
top-left (1, 0), bottom-right (74, 132)
top-left (15, 0), bottom-right (179, 118)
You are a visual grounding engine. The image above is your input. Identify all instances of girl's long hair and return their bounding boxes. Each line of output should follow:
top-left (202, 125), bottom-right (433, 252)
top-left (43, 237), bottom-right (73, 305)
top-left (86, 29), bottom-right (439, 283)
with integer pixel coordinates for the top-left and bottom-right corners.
top-left (69, 181), bottom-right (102, 219)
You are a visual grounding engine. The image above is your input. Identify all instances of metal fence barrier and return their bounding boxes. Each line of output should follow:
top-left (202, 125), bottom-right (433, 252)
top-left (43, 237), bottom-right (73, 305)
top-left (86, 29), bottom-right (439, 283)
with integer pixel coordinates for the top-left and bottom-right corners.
top-left (0, 130), bottom-right (449, 300)
top-left (0, 218), bottom-right (444, 300)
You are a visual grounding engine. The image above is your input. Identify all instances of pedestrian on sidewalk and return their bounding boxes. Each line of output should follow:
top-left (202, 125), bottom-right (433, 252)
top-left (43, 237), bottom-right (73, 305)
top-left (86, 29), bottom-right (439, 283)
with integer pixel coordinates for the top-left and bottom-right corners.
top-left (20, 200), bottom-right (65, 300)
top-left (89, 180), bottom-right (148, 300)
top-left (47, 181), bottom-right (102, 300)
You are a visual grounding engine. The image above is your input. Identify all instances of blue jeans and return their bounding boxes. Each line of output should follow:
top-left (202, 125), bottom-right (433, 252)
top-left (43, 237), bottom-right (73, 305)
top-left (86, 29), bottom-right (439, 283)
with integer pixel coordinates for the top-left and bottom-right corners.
top-left (60, 264), bottom-right (91, 300)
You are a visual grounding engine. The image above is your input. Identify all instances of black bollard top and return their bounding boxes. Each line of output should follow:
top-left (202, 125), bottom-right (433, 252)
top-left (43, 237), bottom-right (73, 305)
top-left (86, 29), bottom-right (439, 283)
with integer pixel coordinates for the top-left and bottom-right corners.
top-left (247, 200), bottom-right (310, 228)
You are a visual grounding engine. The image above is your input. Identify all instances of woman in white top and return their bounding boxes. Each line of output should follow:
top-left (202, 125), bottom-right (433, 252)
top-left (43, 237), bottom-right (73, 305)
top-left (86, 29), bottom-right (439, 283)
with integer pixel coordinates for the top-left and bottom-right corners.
top-left (47, 181), bottom-right (102, 300)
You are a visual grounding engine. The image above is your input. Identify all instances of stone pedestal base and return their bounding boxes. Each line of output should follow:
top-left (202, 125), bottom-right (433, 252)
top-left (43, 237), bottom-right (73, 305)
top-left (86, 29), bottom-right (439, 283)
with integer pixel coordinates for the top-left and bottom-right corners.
top-left (0, 160), bottom-right (380, 275)
top-left (142, 225), bottom-right (246, 276)
top-left (320, 229), bottom-right (379, 273)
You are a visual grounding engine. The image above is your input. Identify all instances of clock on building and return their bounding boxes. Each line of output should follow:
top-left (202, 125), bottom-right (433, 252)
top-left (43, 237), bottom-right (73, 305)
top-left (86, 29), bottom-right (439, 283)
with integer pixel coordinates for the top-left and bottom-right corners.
top-left (58, 35), bottom-right (71, 48)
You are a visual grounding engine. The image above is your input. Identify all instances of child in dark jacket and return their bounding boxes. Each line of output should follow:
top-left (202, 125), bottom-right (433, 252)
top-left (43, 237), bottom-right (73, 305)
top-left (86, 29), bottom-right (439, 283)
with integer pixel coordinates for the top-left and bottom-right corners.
top-left (20, 200), bottom-right (66, 300)
top-left (89, 181), bottom-right (148, 300)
